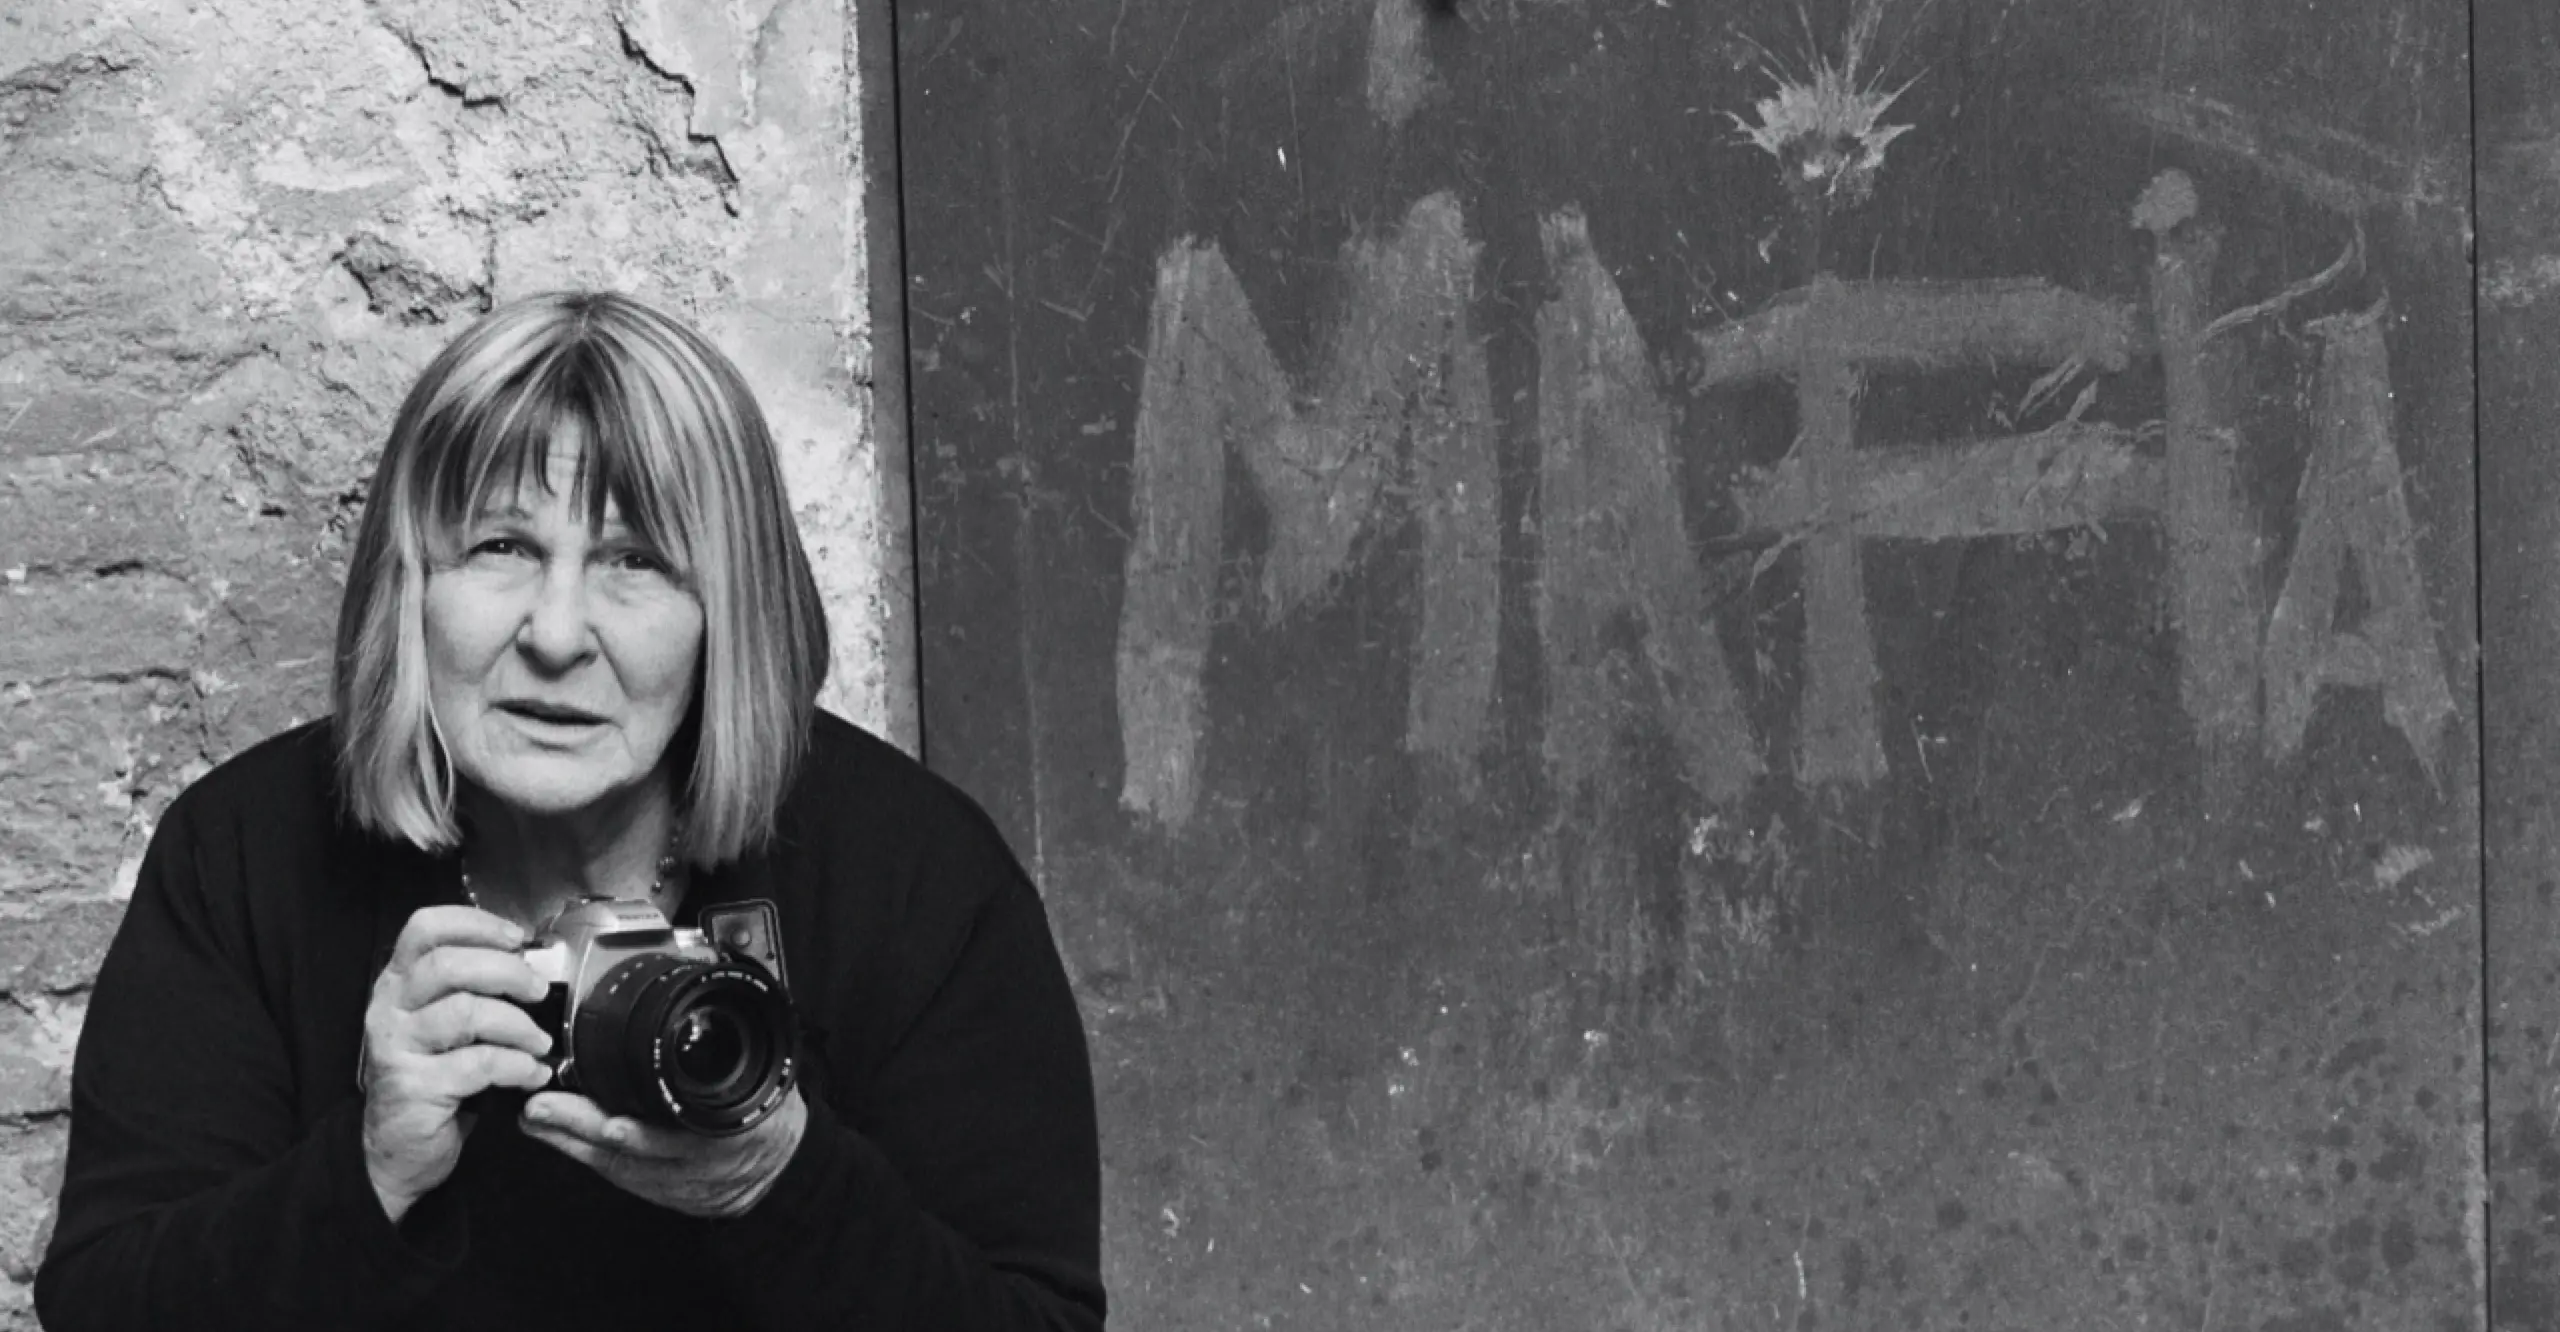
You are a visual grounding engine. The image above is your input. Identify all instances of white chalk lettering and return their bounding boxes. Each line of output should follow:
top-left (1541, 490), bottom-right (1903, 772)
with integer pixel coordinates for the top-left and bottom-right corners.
top-left (1537, 210), bottom-right (1762, 806)
top-left (2262, 301), bottom-right (2454, 777)
top-left (1115, 192), bottom-right (1496, 826)
top-left (1114, 174), bottom-right (2451, 822)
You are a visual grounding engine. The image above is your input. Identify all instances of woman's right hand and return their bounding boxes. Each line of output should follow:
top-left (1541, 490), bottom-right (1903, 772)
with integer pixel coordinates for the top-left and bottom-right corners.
top-left (359, 906), bottom-right (555, 1224)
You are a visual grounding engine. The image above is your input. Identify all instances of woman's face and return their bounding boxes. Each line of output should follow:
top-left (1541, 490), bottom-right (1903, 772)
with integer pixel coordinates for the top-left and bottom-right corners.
top-left (424, 440), bottom-right (705, 824)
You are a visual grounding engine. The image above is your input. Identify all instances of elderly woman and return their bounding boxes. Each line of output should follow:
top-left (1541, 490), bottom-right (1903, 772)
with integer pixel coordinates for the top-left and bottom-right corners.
top-left (35, 293), bottom-right (1105, 1330)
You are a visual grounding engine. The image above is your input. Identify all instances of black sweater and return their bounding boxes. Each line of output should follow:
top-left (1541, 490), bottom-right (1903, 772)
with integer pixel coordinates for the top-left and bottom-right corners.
top-left (36, 714), bottom-right (1105, 1331)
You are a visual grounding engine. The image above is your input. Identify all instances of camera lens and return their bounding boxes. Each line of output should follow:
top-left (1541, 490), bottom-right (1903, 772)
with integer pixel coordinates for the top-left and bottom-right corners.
top-left (570, 953), bottom-right (796, 1135)
top-left (666, 997), bottom-right (759, 1097)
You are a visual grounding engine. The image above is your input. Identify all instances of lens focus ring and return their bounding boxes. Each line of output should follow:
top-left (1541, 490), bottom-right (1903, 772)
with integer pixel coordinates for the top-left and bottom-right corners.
top-left (569, 953), bottom-right (797, 1135)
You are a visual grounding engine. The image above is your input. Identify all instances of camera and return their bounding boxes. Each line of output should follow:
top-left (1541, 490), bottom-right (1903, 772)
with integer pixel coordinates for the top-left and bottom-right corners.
top-left (504, 896), bottom-right (798, 1136)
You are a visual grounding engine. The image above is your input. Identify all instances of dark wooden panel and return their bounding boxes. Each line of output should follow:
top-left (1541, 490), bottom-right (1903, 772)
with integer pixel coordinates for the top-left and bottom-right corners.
top-left (2480, 2), bottom-right (2560, 1327)
top-left (903, 2), bottom-right (2479, 1327)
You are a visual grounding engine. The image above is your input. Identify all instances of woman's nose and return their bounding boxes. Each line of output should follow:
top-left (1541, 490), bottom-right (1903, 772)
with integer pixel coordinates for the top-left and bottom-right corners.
top-left (515, 562), bottom-right (598, 666)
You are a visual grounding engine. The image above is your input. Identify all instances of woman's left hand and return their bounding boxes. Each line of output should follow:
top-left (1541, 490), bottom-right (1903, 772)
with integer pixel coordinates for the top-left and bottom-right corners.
top-left (519, 1087), bottom-right (808, 1219)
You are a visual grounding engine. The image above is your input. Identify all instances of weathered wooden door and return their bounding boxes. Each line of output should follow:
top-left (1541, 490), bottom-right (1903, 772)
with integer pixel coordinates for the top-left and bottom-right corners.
top-left (899, 1), bottom-right (2480, 1326)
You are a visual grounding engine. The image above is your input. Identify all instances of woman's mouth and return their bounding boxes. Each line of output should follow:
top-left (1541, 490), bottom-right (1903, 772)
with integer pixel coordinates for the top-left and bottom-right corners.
top-left (499, 700), bottom-right (607, 727)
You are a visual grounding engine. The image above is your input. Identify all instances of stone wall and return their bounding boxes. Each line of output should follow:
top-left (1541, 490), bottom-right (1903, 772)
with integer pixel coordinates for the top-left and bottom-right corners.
top-left (0, 1), bottom-right (894, 1322)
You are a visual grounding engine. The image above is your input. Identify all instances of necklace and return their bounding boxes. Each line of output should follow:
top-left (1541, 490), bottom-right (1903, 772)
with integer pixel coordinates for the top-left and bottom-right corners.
top-left (459, 825), bottom-right (684, 925)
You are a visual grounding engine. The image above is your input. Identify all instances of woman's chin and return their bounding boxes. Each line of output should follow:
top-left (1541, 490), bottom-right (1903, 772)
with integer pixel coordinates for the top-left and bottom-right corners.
top-left (463, 761), bottom-right (655, 821)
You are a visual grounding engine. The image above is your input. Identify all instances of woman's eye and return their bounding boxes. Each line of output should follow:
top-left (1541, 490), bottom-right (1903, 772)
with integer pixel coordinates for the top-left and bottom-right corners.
top-left (470, 537), bottom-right (533, 560)
top-left (608, 548), bottom-right (671, 575)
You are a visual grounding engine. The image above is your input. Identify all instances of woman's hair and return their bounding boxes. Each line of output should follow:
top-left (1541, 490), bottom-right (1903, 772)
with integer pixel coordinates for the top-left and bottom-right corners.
top-left (332, 291), bottom-right (830, 866)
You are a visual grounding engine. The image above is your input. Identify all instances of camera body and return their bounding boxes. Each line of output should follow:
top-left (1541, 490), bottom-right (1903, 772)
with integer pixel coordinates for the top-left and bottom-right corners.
top-left (514, 896), bottom-right (797, 1136)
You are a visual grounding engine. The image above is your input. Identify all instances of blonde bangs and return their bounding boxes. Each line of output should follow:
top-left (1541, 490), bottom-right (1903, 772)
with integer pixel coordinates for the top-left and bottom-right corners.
top-left (417, 347), bottom-right (701, 586)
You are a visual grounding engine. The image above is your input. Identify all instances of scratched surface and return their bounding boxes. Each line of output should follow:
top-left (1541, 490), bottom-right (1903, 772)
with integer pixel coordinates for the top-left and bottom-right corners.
top-left (2481, 5), bottom-right (2560, 1329)
top-left (900, 2), bottom-right (2480, 1327)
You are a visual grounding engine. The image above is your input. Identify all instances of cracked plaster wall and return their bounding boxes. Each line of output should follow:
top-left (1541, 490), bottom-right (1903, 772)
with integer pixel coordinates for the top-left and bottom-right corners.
top-left (0, 0), bottom-right (896, 1320)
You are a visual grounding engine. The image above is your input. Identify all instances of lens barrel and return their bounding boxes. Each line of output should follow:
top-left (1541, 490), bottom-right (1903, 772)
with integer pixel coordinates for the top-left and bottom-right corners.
top-left (569, 952), bottom-right (797, 1135)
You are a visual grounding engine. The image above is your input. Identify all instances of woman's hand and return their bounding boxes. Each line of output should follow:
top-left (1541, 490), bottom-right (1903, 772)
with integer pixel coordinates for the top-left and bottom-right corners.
top-left (359, 906), bottom-right (556, 1224)
top-left (518, 1086), bottom-right (808, 1219)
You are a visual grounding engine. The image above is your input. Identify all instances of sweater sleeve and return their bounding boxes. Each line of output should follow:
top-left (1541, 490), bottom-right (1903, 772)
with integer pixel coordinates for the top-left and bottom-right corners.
top-left (34, 793), bottom-right (466, 1332)
top-left (701, 829), bottom-right (1107, 1331)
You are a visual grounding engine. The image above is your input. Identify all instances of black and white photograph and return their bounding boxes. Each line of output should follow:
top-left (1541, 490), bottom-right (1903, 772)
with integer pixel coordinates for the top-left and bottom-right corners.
top-left (0, 0), bottom-right (2547, 1327)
